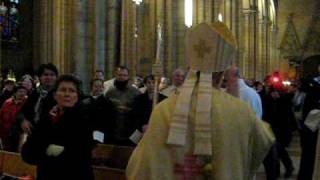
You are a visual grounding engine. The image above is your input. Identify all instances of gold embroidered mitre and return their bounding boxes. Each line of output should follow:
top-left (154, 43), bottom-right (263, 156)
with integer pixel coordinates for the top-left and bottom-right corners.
top-left (186, 22), bottom-right (237, 73)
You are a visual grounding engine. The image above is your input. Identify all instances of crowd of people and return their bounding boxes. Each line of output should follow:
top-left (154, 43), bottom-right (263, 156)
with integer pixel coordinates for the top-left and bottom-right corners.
top-left (0, 63), bottom-right (318, 179)
top-left (0, 23), bottom-right (319, 180)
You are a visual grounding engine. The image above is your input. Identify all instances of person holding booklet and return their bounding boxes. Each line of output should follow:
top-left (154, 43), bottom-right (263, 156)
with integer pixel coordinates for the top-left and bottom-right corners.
top-left (21, 74), bottom-right (94, 180)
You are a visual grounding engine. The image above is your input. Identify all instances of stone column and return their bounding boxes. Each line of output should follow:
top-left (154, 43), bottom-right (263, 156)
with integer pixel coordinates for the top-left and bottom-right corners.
top-left (258, 18), bottom-right (267, 81)
top-left (205, 0), bottom-right (213, 22)
top-left (233, 0), bottom-right (241, 66)
top-left (120, 0), bottom-right (135, 70)
top-left (176, 0), bottom-right (186, 68)
top-left (33, 0), bottom-right (40, 69)
top-left (248, 2), bottom-right (258, 80)
top-left (165, 0), bottom-right (177, 75)
top-left (93, 0), bottom-right (106, 74)
top-left (213, 0), bottom-right (222, 22)
top-left (241, 11), bottom-right (250, 78)
top-left (38, 0), bottom-right (53, 64)
top-left (85, 0), bottom-right (106, 79)
top-left (71, 0), bottom-right (90, 92)
top-left (106, 0), bottom-right (120, 79)
top-left (270, 26), bottom-right (279, 72)
top-left (63, 1), bottom-right (73, 73)
top-left (242, 5), bottom-right (258, 79)
top-left (193, 0), bottom-right (205, 24)
top-left (265, 21), bottom-right (271, 75)
top-left (52, 0), bottom-right (65, 73)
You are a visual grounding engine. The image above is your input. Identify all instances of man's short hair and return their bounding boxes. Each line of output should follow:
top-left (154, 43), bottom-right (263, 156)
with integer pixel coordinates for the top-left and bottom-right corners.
top-left (53, 74), bottom-right (82, 96)
top-left (116, 66), bottom-right (129, 73)
top-left (4, 79), bottom-right (15, 85)
top-left (143, 75), bottom-right (155, 84)
top-left (95, 70), bottom-right (104, 74)
top-left (13, 82), bottom-right (28, 93)
top-left (37, 63), bottom-right (58, 77)
top-left (90, 78), bottom-right (104, 88)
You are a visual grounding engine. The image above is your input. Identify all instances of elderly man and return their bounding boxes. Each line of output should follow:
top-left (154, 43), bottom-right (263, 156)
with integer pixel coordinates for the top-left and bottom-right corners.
top-left (160, 68), bottom-right (185, 97)
top-left (224, 65), bottom-right (263, 118)
top-left (126, 22), bottom-right (274, 180)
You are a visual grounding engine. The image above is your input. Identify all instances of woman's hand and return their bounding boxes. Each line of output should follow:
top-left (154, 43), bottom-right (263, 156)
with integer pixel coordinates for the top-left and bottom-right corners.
top-left (46, 144), bottom-right (64, 157)
top-left (21, 119), bottom-right (33, 134)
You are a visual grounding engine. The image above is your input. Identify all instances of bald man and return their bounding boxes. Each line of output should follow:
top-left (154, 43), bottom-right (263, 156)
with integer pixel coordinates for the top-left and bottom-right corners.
top-left (224, 66), bottom-right (262, 118)
top-left (160, 68), bottom-right (185, 97)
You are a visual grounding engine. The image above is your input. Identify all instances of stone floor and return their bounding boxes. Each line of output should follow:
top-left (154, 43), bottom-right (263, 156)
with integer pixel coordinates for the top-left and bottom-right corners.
top-left (256, 131), bottom-right (301, 180)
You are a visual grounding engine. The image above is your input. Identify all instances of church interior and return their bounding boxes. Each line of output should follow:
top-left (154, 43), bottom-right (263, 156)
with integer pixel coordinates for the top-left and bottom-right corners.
top-left (0, 0), bottom-right (319, 90)
top-left (0, 0), bottom-right (319, 179)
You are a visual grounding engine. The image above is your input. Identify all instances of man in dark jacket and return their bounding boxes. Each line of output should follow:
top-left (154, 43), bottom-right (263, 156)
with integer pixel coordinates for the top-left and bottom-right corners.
top-left (131, 75), bottom-right (166, 134)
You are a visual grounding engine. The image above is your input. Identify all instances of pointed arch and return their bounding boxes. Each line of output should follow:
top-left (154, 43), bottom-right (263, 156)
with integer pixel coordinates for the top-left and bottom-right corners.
top-left (279, 14), bottom-right (302, 58)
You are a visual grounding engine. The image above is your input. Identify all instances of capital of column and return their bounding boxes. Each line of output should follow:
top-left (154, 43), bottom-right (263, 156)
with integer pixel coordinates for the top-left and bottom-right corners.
top-left (242, 8), bottom-right (257, 15)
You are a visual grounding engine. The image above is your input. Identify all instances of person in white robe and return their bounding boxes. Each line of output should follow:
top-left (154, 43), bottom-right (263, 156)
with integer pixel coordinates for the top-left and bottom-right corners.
top-left (126, 22), bottom-right (275, 180)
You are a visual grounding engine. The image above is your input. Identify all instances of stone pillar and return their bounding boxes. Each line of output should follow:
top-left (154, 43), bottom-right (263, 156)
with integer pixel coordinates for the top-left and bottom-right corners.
top-left (71, 0), bottom-right (90, 92)
top-left (205, 0), bottom-right (213, 22)
top-left (258, 18), bottom-right (267, 81)
top-left (86, 0), bottom-right (106, 79)
top-left (63, 1), bottom-right (73, 73)
top-left (93, 0), bottom-right (106, 74)
top-left (106, 0), bottom-right (120, 79)
top-left (270, 26), bottom-right (279, 72)
top-left (224, 0), bottom-right (231, 27)
top-left (120, 0), bottom-right (135, 71)
top-left (242, 4), bottom-right (258, 79)
top-left (265, 21), bottom-right (271, 75)
top-left (52, 0), bottom-right (65, 73)
top-left (213, 0), bottom-right (222, 22)
top-left (165, 0), bottom-right (176, 75)
top-left (176, 0), bottom-right (186, 68)
top-left (248, 3), bottom-right (258, 80)
top-left (38, 0), bottom-right (53, 64)
top-left (193, 0), bottom-right (205, 24)
top-left (33, 0), bottom-right (41, 69)
top-left (233, 0), bottom-right (241, 66)
top-left (242, 11), bottom-right (250, 78)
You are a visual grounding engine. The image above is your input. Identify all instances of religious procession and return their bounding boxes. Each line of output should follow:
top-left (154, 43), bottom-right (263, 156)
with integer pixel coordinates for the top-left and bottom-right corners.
top-left (0, 21), bottom-right (316, 180)
top-left (0, 0), bottom-right (319, 180)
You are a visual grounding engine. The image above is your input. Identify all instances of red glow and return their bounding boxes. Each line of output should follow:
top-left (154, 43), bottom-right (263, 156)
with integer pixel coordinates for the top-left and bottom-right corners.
top-left (272, 77), bottom-right (279, 82)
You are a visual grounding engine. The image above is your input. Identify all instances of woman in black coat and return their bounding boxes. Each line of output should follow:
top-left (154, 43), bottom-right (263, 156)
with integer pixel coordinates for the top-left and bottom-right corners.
top-left (22, 74), bottom-right (94, 180)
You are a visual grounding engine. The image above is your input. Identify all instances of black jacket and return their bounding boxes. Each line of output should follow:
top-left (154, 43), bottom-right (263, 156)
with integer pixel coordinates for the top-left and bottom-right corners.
top-left (131, 92), bottom-right (167, 132)
top-left (21, 103), bottom-right (94, 180)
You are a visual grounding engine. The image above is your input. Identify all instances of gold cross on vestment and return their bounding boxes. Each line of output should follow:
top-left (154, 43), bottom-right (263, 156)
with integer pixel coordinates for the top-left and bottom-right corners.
top-left (193, 39), bottom-right (211, 59)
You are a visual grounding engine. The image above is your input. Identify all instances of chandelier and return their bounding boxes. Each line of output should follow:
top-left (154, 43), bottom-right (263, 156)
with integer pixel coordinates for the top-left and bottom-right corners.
top-left (132, 0), bottom-right (143, 5)
top-left (0, 0), bottom-right (19, 42)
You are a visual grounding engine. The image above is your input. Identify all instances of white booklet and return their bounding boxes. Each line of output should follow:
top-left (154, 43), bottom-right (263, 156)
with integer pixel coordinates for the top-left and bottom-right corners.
top-left (93, 131), bottom-right (105, 143)
top-left (129, 129), bottom-right (143, 144)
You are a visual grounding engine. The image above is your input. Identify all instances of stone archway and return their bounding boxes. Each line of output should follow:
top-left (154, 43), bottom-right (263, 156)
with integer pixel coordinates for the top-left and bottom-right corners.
top-left (302, 55), bottom-right (320, 78)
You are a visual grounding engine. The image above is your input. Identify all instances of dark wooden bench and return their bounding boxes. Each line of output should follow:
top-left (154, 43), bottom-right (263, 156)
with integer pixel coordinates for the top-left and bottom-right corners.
top-left (0, 144), bottom-right (134, 180)
top-left (0, 151), bottom-right (36, 178)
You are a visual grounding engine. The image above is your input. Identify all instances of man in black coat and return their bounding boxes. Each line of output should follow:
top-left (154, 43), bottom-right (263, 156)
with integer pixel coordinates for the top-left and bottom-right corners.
top-left (131, 75), bottom-right (166, 134)
top-left (298, 69), bottom-right (320, 180)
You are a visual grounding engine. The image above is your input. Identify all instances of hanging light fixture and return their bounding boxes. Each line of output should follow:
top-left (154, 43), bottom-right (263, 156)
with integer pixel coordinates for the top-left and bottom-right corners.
top-left (9, 4), bottom-right (17, 15)
top-left (184, 0), bottom-right (193, 27)
top-left (132, 0), bottom-right (143, 5)
top-left (218, 13), bottom-right (223, 22)
top-left (0, 2), bottom-right (8, 15)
